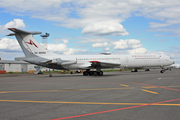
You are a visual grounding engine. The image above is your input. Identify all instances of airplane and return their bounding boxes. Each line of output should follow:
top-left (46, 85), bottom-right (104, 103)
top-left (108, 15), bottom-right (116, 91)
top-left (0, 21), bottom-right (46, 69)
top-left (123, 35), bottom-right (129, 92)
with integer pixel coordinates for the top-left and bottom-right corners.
top-left (7, 28), bottom-right (174, 77)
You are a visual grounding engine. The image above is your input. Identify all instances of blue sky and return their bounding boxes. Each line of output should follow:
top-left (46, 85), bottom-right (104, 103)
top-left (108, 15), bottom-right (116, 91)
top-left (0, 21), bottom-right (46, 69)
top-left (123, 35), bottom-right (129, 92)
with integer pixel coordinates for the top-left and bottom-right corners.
top-left (0, 0), bottom-right (180, 64)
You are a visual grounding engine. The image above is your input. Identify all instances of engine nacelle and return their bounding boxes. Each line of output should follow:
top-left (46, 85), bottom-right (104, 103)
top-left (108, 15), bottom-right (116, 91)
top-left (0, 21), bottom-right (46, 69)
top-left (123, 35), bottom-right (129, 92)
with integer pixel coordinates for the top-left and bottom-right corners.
top-left (47, 57), bottom-right (77, 65)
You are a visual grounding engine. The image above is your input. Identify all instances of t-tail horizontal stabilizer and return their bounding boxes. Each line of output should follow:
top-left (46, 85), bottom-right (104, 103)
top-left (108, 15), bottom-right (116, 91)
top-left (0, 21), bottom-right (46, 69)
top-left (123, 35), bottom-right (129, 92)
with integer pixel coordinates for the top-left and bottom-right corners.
top-left (7, 28), bottom-right (42, 36)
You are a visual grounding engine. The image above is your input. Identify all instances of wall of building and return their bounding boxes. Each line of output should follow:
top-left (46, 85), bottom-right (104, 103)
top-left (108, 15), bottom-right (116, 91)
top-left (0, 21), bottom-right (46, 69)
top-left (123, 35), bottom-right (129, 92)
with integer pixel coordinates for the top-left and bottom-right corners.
top-left (5, 64), bottom-right (22, 72)
top-left (0, 59), bottom-right (51, 73)
top-left (0, 64), bottom-right (4, 70)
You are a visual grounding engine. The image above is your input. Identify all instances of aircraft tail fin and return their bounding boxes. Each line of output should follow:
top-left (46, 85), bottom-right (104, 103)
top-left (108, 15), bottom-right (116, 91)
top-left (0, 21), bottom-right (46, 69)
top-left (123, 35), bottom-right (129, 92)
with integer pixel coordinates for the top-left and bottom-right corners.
top-left (8, 28), bottom-right (48, 58)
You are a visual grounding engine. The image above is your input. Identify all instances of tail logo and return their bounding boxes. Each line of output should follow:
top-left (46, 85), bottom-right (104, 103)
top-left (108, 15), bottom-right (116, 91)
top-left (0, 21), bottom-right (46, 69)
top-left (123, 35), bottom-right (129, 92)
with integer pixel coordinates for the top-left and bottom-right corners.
top-left (26, 39), bottom-right (38, 48)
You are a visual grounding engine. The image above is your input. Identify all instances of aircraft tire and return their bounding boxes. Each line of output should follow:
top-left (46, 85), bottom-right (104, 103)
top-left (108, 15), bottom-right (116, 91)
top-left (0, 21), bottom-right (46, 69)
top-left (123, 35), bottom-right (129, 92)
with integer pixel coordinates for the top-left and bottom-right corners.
top-left (83, 71), bottom-right (88, 76)
top-left (88, 71), bottom-right (93, 76)
top-left (160, 70), bottom-right (164, 73)
top-left (49, 75), bottom-right (52, 77)
top-left (98, 71), bottom-right (103, 76)
top-left (93, 71), bottom-right (98, 76)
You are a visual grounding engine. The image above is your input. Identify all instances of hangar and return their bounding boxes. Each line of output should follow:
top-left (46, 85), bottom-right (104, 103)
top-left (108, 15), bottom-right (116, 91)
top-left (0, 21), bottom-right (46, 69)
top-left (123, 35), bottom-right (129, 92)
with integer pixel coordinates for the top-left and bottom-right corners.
top-left (0, 57), bottom-right (48, 73)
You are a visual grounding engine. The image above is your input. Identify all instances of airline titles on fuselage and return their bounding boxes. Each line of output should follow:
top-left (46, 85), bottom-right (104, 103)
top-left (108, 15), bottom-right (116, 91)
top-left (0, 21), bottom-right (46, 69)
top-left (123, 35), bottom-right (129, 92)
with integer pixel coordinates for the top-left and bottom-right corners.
top-left (132, 55), bottom-right (157, 57)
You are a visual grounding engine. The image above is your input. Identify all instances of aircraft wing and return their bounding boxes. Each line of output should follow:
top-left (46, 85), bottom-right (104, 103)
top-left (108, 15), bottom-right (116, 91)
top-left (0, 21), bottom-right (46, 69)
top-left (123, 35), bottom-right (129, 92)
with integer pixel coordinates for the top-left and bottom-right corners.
top-left (90, 61), bottom-right (120, 68)
top-left (78, 61), bottom-right (120, 69)
top-left (78, 63), bottom-right (92, 69)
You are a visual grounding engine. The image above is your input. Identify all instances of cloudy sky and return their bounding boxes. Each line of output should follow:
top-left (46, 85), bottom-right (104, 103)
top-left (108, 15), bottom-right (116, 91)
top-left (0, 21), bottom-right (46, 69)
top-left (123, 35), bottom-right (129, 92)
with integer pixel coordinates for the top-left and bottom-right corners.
top-left (0, 0), bottom-right (180, 63)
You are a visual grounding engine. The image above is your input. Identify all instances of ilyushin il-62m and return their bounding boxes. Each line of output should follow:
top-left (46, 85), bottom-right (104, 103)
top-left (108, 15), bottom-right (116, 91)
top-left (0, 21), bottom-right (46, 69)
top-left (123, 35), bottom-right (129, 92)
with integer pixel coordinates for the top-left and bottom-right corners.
top-left (8, 28), bottom-right (174, 77)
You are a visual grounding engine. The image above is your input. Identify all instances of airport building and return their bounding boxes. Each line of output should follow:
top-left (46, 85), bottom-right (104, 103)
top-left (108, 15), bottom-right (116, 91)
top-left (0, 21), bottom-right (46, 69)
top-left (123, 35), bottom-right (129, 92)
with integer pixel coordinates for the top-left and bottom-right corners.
top-left (0, 57), bottom-right (48, 73)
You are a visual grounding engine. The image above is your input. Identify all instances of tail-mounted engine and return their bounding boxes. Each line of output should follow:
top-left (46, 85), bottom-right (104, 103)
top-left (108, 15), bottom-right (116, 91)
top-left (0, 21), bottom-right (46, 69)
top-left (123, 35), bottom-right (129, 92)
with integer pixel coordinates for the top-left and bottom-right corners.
top-left (46, 57), bottom-right (77, 65)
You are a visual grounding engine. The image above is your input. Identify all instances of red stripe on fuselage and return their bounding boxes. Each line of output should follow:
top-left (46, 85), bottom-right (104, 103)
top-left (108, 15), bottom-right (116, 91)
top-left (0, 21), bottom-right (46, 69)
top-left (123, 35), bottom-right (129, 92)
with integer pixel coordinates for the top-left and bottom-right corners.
top-left (90, 61), bottom-right (100, 63)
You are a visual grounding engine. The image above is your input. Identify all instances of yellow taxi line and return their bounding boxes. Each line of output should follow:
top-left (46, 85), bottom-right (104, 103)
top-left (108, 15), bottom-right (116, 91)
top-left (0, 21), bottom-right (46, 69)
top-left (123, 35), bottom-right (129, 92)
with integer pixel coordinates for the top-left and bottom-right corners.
top-left (120, 84), bottom-right (129, 87)
top-left (141, 89), bottom-right (158, 94)
top-left (0, 99), bottom-right (180, 106)
top-left (0, 87), bottom-right (135, 94)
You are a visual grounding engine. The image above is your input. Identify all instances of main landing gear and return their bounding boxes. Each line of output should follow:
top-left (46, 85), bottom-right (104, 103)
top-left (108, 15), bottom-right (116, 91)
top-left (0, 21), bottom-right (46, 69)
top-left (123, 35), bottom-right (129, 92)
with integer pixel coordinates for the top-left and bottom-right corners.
top-left (160, 69), bottom-right (165, 73)
top-left (83, 69), bottom-right (103, 76)
top-left (131, 69), bottom-right (138, 72)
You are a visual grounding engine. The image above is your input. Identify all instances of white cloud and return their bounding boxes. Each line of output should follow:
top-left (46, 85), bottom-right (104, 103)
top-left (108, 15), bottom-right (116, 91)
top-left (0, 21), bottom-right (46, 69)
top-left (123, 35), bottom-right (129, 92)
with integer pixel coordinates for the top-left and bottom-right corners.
top-left (54, 39), bottom-right (69, 44)
top-left (48, 43), bottom-right (88, 55)
top-left (110, 39), bottom-right (152, 55)
top-left (63, 39), bottom-right (69, 44)
top-left (104, 47), bottom-right (110, 51)
top-left (81, 21), bottom-right (129, 36)
top-left (148, 27), bottom-right (180, 37)
top-left (0, 37), bottom-right (88, 56)
top-left (92, 42), bottom-right (108, 48)
top-left (112, 39), bottom-right (142, 50)
top-left (165, 48), bottom-right (180, 64)
top-left (0, 51), bottom-right (24, 60)
top-left (0, 38), bottom-right (21, 51)
top-left (64, 48), bottom-right (88, 55)
top-left (127, 47), bottom-right (147, 54)
top-left (4, 19), bottom-right (25, 28)
top-left (0, 37), bottom-right (24, 60)
top-left (1, 0), bottom-right (180, 36)
top-left (0, 19), bottom-right (26, 34)
top-left (76, 36), bottom-right (111, 44)
top-left (149, 19), bottom-right (180, 28)
top-left (48, 43), bottom-right (68, 52)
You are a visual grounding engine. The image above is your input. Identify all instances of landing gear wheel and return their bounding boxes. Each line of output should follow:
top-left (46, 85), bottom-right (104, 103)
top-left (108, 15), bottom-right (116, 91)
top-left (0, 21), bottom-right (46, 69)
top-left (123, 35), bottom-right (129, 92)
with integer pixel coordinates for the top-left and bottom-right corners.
top-left (98, 71), bottom-right (103, 76)
top-left (160, 70), bottom-right (164, 73)
top-left (49, 75), bottom-right (52, 77)
top-left (131, 69), bottom-right (138, 72)
top-left (83, 71), bottom-right (88, 76)
top-left (88, 71), bottom-right (93, 76)
top-left (93, 71), bottom-right (98, 76)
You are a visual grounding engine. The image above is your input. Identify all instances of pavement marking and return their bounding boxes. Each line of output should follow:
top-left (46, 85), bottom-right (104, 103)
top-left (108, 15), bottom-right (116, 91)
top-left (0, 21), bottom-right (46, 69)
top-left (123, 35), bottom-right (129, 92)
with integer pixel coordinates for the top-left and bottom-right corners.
top-left (141, 89), bottom-right (158, 94)
top-left (142, 86), bottom-right (180, 89)
top-left (120, 84), bottom-right (129, 87)
top-left (142, 86), bottom-right (157, 89)
top-left (0, 99), bottom-right (180, 106)
top-left (50, 98), bottom-right (180, 120)
top-left (0, 92), bottom-right (8, 94)
top-left (0, 87), bottom-right (135, 94)
top-left (133, 82), bottom-right (180, 92)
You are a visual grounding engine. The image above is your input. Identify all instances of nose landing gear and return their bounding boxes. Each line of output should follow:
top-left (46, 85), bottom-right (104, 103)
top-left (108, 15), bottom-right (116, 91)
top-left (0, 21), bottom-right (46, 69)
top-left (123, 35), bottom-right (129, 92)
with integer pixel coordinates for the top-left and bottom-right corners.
top-left (160, 67), bottom-right (171, 73)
